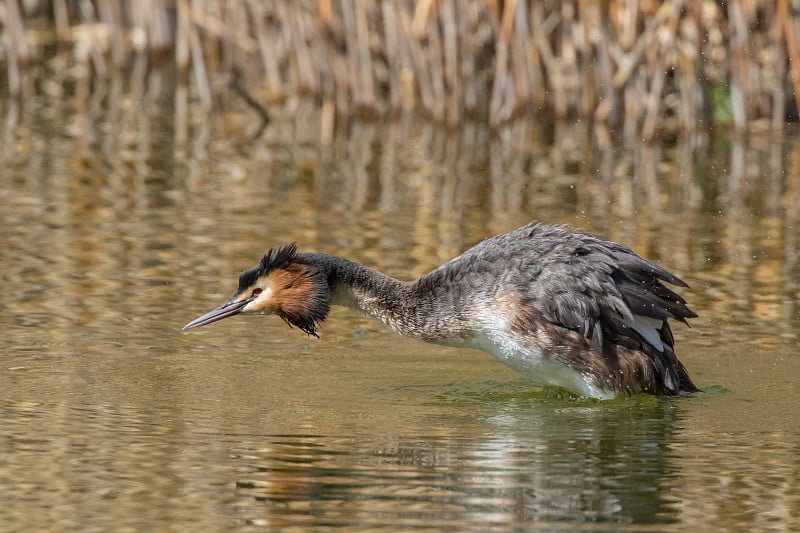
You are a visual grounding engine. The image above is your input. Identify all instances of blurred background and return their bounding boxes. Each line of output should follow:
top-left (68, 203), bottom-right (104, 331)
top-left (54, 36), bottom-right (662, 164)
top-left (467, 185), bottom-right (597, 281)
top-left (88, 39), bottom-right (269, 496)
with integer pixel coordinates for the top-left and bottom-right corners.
top-left (2, 1), bottom-right (800, 531)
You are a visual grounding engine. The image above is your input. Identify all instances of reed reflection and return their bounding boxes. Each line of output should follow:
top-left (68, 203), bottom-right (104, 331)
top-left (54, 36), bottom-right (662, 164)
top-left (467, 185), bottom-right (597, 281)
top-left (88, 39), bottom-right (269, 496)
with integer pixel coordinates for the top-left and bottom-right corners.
top-left (3, 97), bottom-right (800, 343)
top-left (231, 399), bottom-right (683, 528)
top-left (2, 87), bottom-right (800, 531)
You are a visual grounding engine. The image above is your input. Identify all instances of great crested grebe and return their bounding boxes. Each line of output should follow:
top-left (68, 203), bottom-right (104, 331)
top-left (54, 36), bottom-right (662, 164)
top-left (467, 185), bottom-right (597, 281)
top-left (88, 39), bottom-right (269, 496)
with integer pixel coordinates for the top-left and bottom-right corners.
top-left (183, 224), bottom-right (699, 399)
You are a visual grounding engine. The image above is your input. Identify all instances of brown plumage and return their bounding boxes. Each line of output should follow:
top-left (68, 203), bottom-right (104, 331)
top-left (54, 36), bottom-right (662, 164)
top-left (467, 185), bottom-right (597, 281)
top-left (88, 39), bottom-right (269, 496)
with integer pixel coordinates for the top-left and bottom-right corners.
top-left (183, 224), bottom-right (699, 399)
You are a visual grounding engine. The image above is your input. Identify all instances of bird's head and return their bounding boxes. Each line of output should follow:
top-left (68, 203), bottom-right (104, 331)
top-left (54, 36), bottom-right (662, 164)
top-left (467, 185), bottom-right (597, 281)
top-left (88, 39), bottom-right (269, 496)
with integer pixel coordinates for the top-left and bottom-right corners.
top-left (182, 243), bottom-right (330, 336)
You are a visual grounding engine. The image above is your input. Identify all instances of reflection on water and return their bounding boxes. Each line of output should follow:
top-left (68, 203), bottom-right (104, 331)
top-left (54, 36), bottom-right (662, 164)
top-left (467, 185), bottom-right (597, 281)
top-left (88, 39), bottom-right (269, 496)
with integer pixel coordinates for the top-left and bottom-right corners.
top-left (231, 400), bottom-right (685, 528)
top-left (1, 88), bottom-right (800, 530)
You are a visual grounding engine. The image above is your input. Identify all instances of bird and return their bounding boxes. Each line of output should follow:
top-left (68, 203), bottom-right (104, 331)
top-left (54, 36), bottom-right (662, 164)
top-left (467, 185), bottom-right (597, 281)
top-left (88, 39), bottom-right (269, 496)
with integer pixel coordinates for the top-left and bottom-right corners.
top-left (183, 223), bottom-right (699, 399)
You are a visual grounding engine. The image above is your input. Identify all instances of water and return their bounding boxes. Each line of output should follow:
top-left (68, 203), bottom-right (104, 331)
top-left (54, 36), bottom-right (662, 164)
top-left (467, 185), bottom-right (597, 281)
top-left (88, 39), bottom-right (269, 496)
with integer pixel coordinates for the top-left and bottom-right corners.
top-left (1, 92), bottom-right (799, 530)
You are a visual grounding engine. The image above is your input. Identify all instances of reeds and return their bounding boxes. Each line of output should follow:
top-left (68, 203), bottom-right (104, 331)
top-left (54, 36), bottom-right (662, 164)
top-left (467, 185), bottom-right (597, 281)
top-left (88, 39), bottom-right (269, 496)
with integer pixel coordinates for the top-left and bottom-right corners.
top-left (2, 0), bottom-right (797, 138)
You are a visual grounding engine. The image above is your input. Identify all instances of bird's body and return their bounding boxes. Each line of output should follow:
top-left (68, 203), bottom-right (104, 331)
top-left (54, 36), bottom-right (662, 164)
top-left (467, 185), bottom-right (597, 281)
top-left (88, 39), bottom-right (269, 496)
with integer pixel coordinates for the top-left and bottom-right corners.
top-left (184, 224), bottom-right (699, 399)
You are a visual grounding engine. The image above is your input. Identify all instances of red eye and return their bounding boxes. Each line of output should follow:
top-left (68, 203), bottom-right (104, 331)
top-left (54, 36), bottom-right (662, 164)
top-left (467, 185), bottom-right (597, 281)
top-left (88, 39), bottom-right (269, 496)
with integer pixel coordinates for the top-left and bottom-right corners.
top-left (252, 288), bottom-right (263, 297)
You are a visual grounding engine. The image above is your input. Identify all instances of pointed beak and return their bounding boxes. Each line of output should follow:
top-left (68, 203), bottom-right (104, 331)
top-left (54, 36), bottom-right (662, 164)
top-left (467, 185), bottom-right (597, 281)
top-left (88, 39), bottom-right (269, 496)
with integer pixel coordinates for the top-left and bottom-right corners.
top-left (182, 296), bottom-right (252, 330)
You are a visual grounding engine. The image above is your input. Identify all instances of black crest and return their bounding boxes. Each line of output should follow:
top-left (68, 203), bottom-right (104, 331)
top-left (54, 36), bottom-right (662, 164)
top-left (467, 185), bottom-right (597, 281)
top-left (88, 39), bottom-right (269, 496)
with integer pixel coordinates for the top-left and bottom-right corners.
top-left (237, 243), bottom-right (298, 293)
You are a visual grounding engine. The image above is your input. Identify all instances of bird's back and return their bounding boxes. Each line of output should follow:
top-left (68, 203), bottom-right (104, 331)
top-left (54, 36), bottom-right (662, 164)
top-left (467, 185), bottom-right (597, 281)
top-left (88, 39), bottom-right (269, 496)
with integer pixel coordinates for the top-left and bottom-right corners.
top-left (415, 224), bottom-right (698, 397)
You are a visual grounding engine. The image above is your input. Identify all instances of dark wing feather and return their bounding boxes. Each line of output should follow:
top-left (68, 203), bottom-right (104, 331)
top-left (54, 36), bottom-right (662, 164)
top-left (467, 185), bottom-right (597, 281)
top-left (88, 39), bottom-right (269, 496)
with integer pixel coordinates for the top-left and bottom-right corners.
top-left (520, 225), bottom-right (697, 393)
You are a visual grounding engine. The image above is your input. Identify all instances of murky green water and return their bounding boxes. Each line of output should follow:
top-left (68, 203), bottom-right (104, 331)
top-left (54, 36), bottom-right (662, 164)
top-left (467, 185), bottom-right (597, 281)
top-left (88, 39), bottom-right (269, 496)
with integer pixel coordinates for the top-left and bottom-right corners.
top-left (1, 90), bottom-right (799, 530)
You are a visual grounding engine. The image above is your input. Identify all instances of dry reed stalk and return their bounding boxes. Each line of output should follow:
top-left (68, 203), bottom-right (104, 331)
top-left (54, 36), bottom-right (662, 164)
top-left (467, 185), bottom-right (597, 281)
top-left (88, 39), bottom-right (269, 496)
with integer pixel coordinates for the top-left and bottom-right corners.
top-left (531, 2), bottom-right (557, 108)
top-left (203, 2), bottom-right (225, 77)
top-left (1, 0), bottom-right (795, 137)
top-left (176, 0), bottom-right (190, 70)
top-left (440, 0), bottom-right (461, 126)
top-left (675, 6), bottom-right (699, 134)
top-left (353, 1), bottom-right (376, 113)
top-left (424, 5), bottom-right (447, 121)
top-left (411, 0), bottom-right (435, 38)
top-left (189, 0), bottom-right (212, 109)
top-left (590, 2), bottom-right (618, 128)
top-left (381, 1), bottom-right (405, 112)
top-left (4, 0), bottom-right (27, 95)
top-left (779, 0), bottom-right (800, 122)
top-left (96, 0), bottom-right (124, 65)
top-left (291, 4), bottom-right (318, 93)
top-left (190, 1), bottom-right (256, 57)
top-left (275, 2), bottom-right (300, 93)
top-left (771, 0), bottom-right (787, 130)
top-left (575, 1), bottom-right (595, 119)
top-left (458, 3), bottom-right (477, 113)
top-left (641, 1), bottom-right (680, 141)
top-left (150, 2), bottom-right (174, 51)
top-left (52, 0), bottom-right (70, 44)
top-left (490, 0), bottom-right (522, 126)
top-left (318, 0), bottom-right (332, 29)
top-left (246, 0), bottom-right (282, 98)
top-left (329, 23), bottom-right (352, 117)
top-left (397, 5), bottom-right (433, 117)
top-left (340, 1), bottom-right (358, 110)
top-left (77, 1), bottom-right (108, 79)
top-left (727, 0), bottom-right (748, 133)
top-left (560, 1), bottom-right (581, 118)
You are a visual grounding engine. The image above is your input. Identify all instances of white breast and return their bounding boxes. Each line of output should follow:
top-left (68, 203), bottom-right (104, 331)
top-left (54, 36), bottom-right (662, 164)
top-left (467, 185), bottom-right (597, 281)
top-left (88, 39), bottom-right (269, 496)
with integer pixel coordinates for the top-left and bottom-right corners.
top-left (467, 315), bottom-right (617, 400)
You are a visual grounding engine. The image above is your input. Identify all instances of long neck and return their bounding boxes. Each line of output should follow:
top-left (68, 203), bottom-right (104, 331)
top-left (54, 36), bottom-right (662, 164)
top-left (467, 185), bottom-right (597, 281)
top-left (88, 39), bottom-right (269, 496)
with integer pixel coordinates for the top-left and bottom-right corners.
top-left (305, 253), bottom-right (475, 342)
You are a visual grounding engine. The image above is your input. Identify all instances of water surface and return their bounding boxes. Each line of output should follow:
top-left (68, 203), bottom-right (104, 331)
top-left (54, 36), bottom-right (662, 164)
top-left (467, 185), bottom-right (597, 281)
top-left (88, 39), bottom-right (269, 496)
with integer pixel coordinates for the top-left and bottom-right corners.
top-left (1, 93), bottom-right (799, 530)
